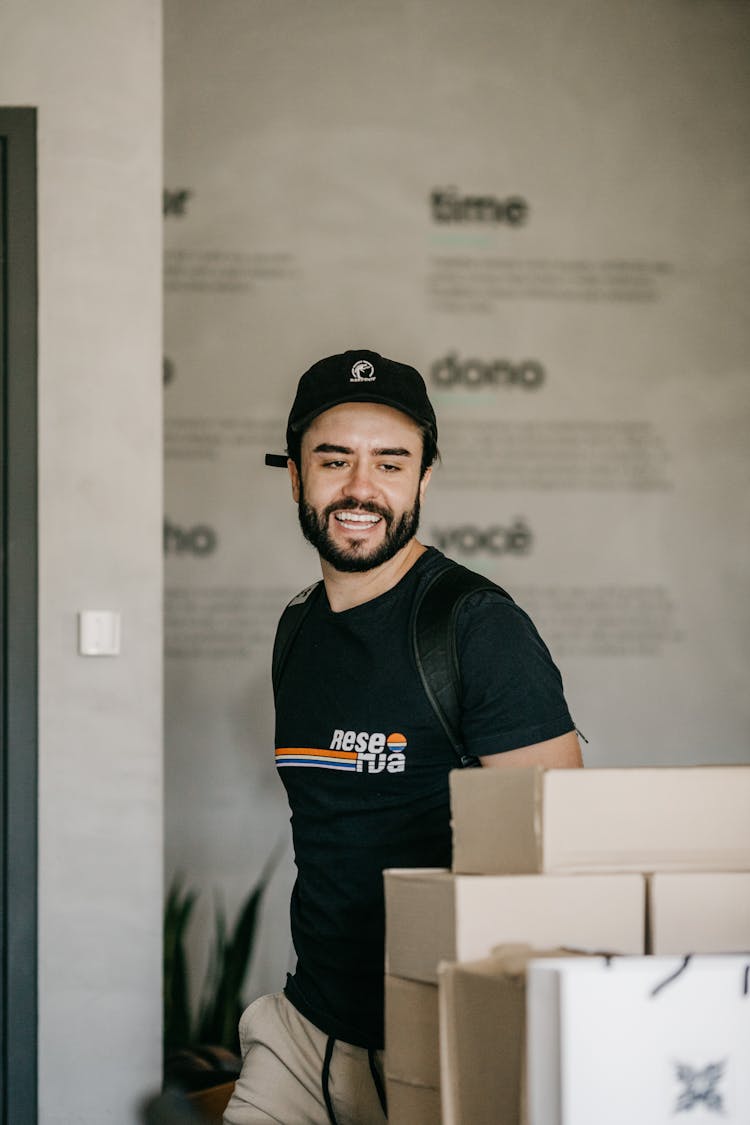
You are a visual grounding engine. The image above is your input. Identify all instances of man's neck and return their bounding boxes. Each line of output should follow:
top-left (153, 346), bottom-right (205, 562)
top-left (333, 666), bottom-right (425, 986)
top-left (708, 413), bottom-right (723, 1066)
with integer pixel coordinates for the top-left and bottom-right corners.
top-left (321, 539), bottom-right (427, 613)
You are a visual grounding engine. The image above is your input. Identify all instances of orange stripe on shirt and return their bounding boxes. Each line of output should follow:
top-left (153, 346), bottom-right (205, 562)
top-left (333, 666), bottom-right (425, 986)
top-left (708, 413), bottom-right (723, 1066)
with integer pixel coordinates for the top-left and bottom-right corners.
top-left (275, 747), bottom-right (359, 761)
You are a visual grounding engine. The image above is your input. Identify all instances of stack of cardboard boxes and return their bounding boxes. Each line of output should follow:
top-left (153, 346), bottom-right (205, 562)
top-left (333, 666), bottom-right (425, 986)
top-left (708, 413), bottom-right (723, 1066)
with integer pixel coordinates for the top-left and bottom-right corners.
top-left (384, 765), bottom-right (750, 1123)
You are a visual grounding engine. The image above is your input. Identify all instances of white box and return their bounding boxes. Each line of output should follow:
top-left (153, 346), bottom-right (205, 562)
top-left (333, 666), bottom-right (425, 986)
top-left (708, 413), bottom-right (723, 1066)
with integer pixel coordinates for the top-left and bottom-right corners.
top-left (527, 955), bottom-right (750, 1125)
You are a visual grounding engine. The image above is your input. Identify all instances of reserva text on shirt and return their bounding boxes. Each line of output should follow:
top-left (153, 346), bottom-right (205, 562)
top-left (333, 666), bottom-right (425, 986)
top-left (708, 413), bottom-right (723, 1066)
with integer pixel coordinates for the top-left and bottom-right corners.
top-left (330, 729), bottom-right (407, 774)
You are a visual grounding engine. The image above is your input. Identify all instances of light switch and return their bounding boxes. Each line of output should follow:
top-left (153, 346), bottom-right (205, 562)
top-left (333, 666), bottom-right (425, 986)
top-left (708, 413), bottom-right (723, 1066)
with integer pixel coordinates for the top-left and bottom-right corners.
top-left (78, 610), bottom-right (121, 656)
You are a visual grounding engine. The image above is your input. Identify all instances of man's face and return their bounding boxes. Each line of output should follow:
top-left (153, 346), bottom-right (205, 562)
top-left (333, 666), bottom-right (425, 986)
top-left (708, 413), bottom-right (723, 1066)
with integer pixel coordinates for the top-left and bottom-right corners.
top-left (288, 402), bottom-right (432, 573)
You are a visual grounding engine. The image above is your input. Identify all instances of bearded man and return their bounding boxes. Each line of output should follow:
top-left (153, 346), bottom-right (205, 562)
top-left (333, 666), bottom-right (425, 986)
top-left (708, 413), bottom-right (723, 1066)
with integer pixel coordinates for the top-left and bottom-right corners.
top-left (224, 349), bottom-right (582, 1125)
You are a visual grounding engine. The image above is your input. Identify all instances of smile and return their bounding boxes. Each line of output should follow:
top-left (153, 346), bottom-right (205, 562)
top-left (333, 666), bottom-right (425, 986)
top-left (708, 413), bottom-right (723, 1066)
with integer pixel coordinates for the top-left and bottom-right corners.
top-left (333, 512), bottom-right (383, 530)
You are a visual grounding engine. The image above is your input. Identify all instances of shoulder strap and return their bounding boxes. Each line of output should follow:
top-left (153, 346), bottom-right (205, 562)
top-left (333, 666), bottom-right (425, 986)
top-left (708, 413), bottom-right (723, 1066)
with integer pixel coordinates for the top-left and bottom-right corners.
top-left (272, 581), bottom-right (323, 700)
top-left (410, 560), bottom-right (511, 769)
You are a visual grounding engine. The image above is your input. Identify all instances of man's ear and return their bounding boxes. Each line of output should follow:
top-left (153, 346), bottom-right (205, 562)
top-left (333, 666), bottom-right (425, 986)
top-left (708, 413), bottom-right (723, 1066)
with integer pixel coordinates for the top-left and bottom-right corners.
top-left (288, 458), bottom-right (301, 503)
top-left (418, 465), bottom-right (432, 502)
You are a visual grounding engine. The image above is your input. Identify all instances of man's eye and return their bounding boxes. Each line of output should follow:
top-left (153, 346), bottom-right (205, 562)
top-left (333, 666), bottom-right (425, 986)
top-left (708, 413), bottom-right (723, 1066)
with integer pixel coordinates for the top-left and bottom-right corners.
top-left (380, 463), bottom-right (401, 472)
top-left (322, 460), bottom-right (347, 469)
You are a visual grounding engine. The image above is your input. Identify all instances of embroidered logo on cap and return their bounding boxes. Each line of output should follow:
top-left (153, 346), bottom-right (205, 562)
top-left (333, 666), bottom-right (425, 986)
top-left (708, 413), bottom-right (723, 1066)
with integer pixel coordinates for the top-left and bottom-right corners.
top-left (350, 359), bottom-right (376, 382)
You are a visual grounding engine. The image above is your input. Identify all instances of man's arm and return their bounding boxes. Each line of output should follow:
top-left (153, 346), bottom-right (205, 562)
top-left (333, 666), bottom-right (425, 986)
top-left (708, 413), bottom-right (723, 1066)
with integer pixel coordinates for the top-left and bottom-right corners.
top-left (480, 729), bottom-right (583, 770)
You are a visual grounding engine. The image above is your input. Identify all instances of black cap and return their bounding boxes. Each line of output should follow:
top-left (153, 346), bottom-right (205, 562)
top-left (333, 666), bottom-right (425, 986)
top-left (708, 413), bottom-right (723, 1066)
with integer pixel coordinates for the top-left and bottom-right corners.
top-left (265, 349), bottom-right (437, 467)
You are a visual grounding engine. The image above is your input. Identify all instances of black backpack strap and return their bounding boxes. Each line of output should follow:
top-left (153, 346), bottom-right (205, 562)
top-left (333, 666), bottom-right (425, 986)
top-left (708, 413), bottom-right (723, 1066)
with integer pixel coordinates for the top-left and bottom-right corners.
top-left (272, 580), bottom-right (323, 701)
top-left (410, 560), bottom-right (511, 769)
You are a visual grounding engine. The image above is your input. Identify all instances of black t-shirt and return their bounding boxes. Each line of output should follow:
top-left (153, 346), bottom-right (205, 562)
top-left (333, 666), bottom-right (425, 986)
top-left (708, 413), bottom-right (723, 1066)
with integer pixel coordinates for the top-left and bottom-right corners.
top-left (275, 547), bottom-right (573, 1048)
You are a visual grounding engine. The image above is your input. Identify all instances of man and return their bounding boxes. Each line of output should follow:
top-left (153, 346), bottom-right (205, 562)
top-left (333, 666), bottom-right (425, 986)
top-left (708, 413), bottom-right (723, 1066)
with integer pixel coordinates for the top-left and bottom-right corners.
top-left (224, 349), bottom-right (582, 1125)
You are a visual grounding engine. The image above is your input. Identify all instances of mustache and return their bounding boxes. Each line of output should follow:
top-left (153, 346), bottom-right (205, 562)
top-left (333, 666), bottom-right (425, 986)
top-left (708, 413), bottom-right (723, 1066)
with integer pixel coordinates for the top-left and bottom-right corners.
top-left (324, 498), bottom-right (393, 524)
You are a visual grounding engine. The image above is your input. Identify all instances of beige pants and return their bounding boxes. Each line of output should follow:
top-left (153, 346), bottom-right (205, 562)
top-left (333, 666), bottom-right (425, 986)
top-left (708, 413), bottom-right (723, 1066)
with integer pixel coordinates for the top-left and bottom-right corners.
top-left (223, 992), bottom-right (388, 1125)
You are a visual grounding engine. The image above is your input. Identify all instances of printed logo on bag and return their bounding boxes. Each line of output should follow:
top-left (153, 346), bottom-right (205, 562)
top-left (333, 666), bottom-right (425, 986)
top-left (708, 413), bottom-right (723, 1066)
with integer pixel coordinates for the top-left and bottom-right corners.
top-left (276, 730), bottom-right (408, 774)
top-left (350, 360), bottom-right (376, 383)
top-left (430, 187), bottom-right (529, 226)
top-left (431, 352), bottom-right (545, 391)
top-left (674, 1061), bottom-right (725, 1114)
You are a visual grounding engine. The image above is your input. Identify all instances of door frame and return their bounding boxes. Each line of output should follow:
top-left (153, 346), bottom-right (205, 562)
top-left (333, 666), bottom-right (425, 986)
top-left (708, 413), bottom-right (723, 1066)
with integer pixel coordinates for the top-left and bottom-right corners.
top-left (0, 106), bottom-right (39, 1125)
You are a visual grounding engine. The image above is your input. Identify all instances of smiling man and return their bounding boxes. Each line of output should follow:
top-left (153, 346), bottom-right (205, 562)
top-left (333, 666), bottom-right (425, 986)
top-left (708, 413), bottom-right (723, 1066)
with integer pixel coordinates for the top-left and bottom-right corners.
top-left (224, 349), bottom-right (582, 1125)
top-left (290, 400), bottom-right (432, 602)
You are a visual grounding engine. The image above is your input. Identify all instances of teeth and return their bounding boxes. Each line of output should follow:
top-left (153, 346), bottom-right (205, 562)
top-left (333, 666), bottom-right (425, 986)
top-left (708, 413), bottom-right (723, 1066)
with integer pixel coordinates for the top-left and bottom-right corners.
top-left (335, 512), bottom-right (380, 525)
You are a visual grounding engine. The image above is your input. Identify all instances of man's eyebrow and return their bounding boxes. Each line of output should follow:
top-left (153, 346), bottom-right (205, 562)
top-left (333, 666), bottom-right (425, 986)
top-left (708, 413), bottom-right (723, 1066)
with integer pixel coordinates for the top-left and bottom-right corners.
top-left (311, 443), bottom-right (413, 457)
top-left (312, 443), bottom-right (353, 455)
top-left (374, 447), bottom-right (412, 458)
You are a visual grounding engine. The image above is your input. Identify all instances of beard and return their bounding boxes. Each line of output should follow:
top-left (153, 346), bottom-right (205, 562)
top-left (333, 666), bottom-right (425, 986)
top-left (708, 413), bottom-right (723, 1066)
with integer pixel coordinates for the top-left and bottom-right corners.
top-left (297, 482), bottom-right (422, 573)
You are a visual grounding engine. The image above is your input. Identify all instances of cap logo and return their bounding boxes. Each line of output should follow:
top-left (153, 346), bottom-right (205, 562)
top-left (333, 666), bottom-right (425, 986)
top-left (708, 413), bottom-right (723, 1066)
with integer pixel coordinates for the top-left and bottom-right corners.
top-left (350, 359), bottom-right (376, 383)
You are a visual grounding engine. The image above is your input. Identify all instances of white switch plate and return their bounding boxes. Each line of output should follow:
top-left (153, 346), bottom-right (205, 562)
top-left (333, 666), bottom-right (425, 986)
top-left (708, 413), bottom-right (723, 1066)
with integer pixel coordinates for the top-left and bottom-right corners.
top-left (78, 610), bottom-right (121, 656)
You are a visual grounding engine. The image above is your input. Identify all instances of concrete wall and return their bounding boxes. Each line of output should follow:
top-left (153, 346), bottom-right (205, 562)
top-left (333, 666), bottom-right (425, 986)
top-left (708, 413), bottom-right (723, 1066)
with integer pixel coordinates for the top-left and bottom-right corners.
top-left (162, 0), bottom-right (750, 1013)
top-left (0, 3), bottom-right (163, 1122)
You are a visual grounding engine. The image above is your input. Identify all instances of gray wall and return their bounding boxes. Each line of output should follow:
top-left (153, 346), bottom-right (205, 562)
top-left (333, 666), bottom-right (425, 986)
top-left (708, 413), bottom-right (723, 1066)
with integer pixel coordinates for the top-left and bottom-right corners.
top-left (0, 3), bottom-right (163, 1122)
top-left (163, 0), bottom-right (750, 1016)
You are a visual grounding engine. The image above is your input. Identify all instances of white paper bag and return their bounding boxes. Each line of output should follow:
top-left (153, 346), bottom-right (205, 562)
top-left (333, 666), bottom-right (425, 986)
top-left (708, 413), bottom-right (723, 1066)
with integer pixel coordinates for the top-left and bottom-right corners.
top-left (527, 954), bottom-right (750, 1125)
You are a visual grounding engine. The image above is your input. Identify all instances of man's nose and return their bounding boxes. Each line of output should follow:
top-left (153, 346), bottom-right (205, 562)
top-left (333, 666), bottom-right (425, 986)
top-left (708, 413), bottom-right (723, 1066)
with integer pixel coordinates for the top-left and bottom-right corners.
top-left (342, 462), bottom-right (376, 502)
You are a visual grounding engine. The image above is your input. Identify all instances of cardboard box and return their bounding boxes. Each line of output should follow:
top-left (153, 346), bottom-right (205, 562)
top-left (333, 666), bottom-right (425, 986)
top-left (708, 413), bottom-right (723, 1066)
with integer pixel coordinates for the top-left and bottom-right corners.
top-left (386, 1076), bottom-right (441, 1125)
top-left (385, 868), bottom-right (644, 983)
top-left (385, 975), bottom-right (439, 1088)
top-left (648, 872), bottom-right (750, 954)
top-left (451, 765), bottom-right (750, 875)
top-left (526, 955), bottom-right (750, 1124)
top-left (439, 946), bottom-right (582, 1125)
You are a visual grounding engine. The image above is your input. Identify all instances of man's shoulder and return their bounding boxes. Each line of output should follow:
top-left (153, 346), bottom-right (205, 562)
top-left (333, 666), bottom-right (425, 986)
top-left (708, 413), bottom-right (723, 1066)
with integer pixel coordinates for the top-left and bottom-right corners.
top-left (413, 548), bottom-right (514, 606)
top-left (407, 550), bottom-right (526, 663)
top-left (416, 552), bottom-right (539, 652)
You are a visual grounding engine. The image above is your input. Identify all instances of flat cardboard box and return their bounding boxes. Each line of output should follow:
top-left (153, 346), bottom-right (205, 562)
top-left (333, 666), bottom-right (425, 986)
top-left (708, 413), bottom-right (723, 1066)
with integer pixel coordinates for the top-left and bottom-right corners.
top-left (385, 868), bottom-right (643, 983)
top-left (648, 872), bottom-right (750, 954)
top-left (451, 765), bottom-right (750, 875)
top-left (385, 975), bottom-right (439, 1088)
top-left (439, 946), bottom-right (583, 1125)
top-left (385, 1076), bottom-right (440, 1125)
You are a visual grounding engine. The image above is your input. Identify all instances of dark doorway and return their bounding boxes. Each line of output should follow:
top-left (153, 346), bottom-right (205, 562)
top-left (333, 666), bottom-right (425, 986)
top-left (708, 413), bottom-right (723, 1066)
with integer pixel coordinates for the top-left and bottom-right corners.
top-left (0, 107), bottom-right (38, 1125)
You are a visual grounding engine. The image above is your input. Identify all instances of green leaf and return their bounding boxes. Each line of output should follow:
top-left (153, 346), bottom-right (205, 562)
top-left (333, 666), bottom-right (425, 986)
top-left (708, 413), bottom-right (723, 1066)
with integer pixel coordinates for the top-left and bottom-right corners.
top-left (164, 840), bottom-right (286, 1064)
top-left (195, 843), bottom-right (283, 1051)
top-left (163, 875), bottom-right (198, 1050)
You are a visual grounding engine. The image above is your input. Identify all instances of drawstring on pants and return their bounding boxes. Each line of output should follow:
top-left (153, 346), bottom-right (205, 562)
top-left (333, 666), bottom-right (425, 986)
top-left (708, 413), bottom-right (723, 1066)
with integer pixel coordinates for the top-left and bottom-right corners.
top-left (321, 1036), bottom-right (388, 1124)
top-left (322, 1036), bottom-right (338, 1125)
